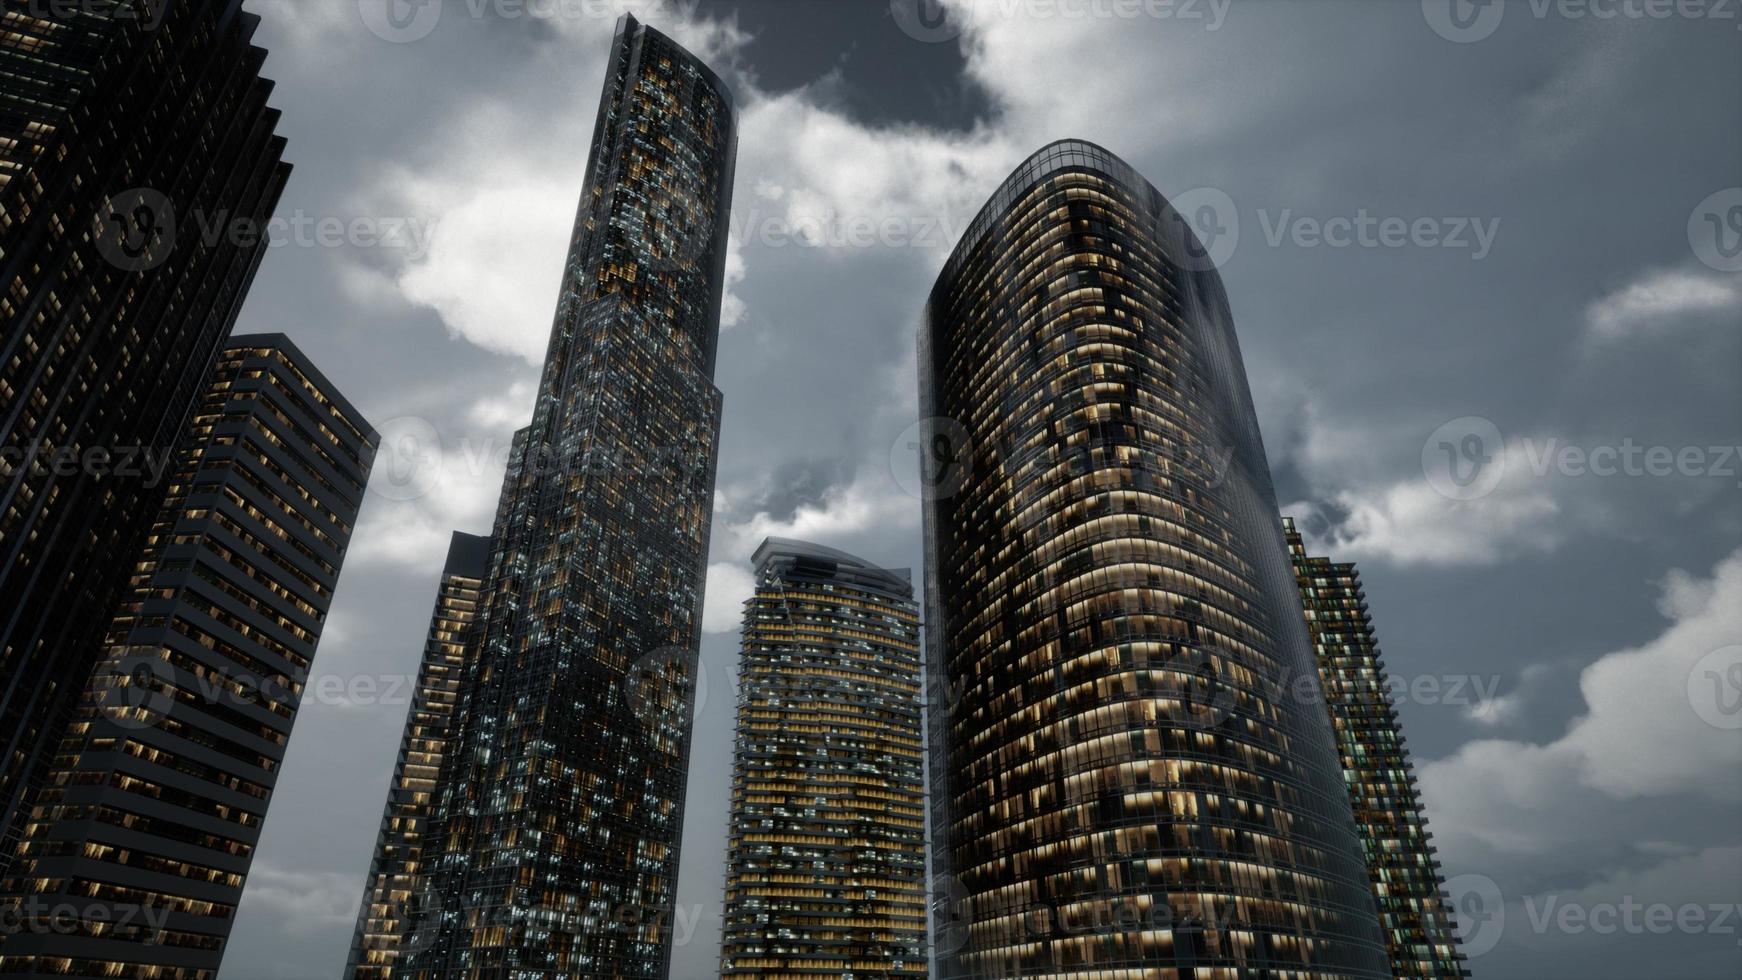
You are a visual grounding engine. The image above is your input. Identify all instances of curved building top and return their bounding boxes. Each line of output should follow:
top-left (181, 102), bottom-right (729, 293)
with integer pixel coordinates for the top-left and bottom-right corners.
top-left (752, 536), bottom-right (914, 600)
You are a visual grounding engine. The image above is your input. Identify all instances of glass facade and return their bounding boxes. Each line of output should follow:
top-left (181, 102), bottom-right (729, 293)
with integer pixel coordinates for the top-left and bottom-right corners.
top-left (0, 335), bottom-right (377, 979)
top-left (1284, 519), bottom-right (1469, 979)
top-left (0, 0), bottom-right (290, 876)
top-left (719, 538), bottom-right (927, 979)
top-left (919, 140), bottom-right (1390, 978)
top-left (400, 14), bottom-right (736, 979)
top-left (347, 532), bottom-right (492, 979)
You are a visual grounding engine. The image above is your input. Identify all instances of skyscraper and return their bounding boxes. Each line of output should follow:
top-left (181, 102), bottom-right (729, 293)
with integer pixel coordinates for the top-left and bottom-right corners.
top-left (0, 334), bottom-right (376, 979)
top-left (347, 532), bottom-right (491, 980)
top-left (719, 538), bottom-right (927, 979)
top-left (919, 140), bottom-right (1389, 978)
top-left (0, 0), bottom-right (291, 871)
top-left (401, 15), bottom-right (736, 978)
top-left (1284, 518), bottom-right (1469, 979)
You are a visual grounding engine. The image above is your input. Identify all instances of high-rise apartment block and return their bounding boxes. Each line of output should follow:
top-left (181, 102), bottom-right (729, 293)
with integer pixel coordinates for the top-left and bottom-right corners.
top-left (719, 538), bottom-right (927, 979)
top-left (0, 0), bottom-right (290, 870)
top-left (919, 140), bottom-right (1389, 978)
top-left (1285, 518), bottom-right (1469, 979)
top-left (347, 533), bottom-right (491, 980)
top-left (0, 334), bottom-right (376, 978)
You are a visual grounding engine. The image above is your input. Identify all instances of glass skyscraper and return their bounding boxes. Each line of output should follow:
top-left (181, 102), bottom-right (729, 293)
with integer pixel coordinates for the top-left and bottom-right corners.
top-left (0, 0), bottom-right (290, 874)
top-left (1284, 518), bottom-right (1469, 979)
top-left (0, 334), bottom-right (377, 978)
top-left (400, 14), bottom-right (736, 979)
top-left (347, 532), bottom-right (491, 979)
top-left (919, 140), bottom-right (1390, 978)
top-left (719, 538), bottom-right (927, 979)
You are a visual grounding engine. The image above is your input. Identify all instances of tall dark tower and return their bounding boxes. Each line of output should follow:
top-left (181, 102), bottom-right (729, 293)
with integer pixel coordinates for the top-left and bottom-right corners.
top-left (919, 141), bottom-right (1389, 978)
top-left (402, 14), bottom-right (736, 979)
top-left (347, 532), bottom-right (490, 979)
top-left (0, 0), bottom-right (290, 873)
top-left (0, 335), bottom-right (376, 979)
top-left (1285, 519), bottom-right (1470, 979)
top-left (719, 539), bottom-right (928, 979)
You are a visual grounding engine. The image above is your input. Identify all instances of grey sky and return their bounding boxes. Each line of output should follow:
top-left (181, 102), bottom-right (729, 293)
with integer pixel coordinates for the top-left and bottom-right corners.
top-left (219, 2), bottom-right (1739, 977)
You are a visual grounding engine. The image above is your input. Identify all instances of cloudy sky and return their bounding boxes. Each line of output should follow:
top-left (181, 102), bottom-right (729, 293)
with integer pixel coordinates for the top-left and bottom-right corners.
top-left (217, 1), bottom-right (1739, 977)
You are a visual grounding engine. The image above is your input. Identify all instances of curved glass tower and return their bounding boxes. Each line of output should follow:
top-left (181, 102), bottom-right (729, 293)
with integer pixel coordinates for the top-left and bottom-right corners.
top-left (919, 140), bottom-right (1389, 978)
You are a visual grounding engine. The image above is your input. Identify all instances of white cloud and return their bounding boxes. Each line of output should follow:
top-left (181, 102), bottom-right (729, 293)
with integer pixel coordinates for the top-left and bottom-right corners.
top-left (949, 0), bottom-right (1244, 161)
top-left (1585, 267), bottom-right (1740, 342)
top-left (719, 236), bottom-right (747, 329)
top-left (1328, 446), bottom-right (1563, 567)
top-left (346, 412), bottom-right (516, 569)
top-left (1420, 547), bottom-right (1742, 860)
top-left (347, 3), bottom-right (752, 364)
top-left (235, 863), bottom-right (364, 934)
top-left (697, 471), bottom-right (920, 635)
top-left (702, 561), bottom-right (756, 634)
top-left (466, 378), bottom-right (537, 429)
top-left (1465, 663), bottom-right (1551, 728)
top-left (391, 167), bottom-right (581, 362)
top-left (716, 474), bottom-right (919, 562)
top-left (732, 89), bottom-right (1014, 261)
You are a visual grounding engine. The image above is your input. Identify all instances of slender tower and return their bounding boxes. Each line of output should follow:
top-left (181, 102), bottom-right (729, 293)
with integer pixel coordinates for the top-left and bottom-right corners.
top-left (1284, 519), bottom-right (1470, 979)
top-left (719, 539), bottom-right (928, 979)
top-left (347, 532), bottom-right (491, 979)
top-left (0, 334), bottom-right (376, 978)
top-left (919, 140), bottom-right (1389, 978)
top-left (0, 0), bottom-right (291, 872)
top-left (402, 15), bottom-right (736, 979)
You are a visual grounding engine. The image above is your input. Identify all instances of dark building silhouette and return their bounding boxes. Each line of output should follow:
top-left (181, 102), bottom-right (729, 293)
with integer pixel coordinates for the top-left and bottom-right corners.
top-left (401, 14), bottom-right (736, 979)
top-left (0, 335), bottom-right (376, 978)
top-left (919, 140), bottom-right (1389, 978)
top-left (1284, 518), bottom-right (1469, 979)
top-left (719, 538), bottom-right (927, 979)
top-left (346, 532), bottom-right (491, 979)
top-left (0, 0), bottom-right (290, 874)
